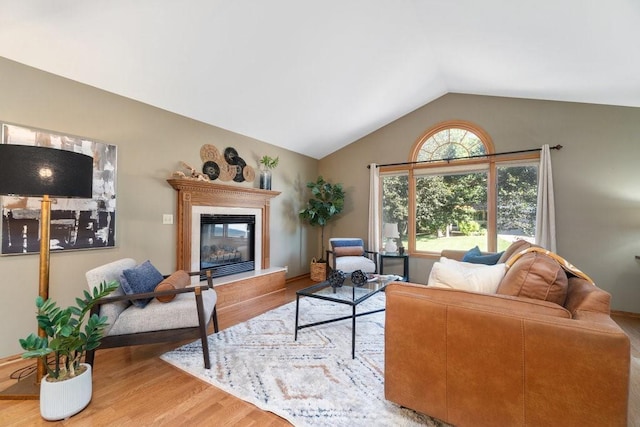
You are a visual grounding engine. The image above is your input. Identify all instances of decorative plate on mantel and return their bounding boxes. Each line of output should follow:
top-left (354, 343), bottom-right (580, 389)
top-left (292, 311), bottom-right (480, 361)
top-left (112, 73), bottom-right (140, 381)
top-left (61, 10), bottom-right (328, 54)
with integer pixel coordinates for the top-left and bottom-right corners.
top-left (233, 158), bottom-right (247, 182)
top-left (200, 144), bottom-right (221, 163)
top-left (224, 147), bottom-right (239, 165)
top-left (243, 165), bottom-right (255, 182)
top-left (202, 161), bottom-right (220, 180)
top-left (218, 162), bottom-right (235, 181)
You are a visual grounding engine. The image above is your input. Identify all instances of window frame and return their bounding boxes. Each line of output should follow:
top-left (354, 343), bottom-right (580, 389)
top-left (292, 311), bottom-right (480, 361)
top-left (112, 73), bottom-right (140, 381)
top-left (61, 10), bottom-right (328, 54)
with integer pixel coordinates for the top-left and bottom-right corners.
top-left (379, 120), bottom-right (540, 258)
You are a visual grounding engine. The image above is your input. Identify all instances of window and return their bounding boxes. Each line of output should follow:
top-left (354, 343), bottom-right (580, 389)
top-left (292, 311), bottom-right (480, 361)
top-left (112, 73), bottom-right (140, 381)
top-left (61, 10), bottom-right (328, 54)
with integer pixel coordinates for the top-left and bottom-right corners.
top-left (380, 121), bottom-right (539, 255)
top-left (414, 168), bottom-right (488, 252)
top-left (496, 163), bottom-right (538, 251)
top-left (415, 127), bottom-right (486, 161)
top-left (382, 173), bottom-right (408, 248)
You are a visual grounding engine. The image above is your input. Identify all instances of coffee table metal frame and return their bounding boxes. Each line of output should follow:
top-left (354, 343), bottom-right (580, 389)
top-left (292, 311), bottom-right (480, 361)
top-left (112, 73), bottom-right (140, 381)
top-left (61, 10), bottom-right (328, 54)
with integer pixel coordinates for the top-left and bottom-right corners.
top-left (294, 277), bottom-right (390, 359)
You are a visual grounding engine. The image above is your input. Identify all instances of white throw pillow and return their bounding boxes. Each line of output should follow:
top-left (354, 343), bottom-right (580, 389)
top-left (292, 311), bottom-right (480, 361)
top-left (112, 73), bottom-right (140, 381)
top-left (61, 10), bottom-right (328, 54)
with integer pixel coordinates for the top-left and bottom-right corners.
top-left (427, 257), bottom-right (506, 294)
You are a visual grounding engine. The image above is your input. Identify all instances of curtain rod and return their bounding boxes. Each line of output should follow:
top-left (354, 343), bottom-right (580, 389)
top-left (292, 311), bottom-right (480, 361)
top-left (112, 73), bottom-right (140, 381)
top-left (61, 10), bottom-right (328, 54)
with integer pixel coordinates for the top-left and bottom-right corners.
top-left (367, 144), bottom-right (563, 169)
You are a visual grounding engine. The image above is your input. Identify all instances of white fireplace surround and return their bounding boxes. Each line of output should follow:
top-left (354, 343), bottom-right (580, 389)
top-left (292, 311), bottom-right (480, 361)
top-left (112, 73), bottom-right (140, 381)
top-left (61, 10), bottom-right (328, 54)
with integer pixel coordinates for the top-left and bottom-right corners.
top-left (190, 205), bottom-right (263, 276)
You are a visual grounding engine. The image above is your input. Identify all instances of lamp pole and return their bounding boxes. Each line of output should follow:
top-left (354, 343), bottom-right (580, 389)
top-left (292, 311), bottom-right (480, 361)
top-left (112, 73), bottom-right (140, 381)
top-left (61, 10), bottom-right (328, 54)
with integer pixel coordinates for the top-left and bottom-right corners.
top-left (36, 195), bottom-right (52, 384)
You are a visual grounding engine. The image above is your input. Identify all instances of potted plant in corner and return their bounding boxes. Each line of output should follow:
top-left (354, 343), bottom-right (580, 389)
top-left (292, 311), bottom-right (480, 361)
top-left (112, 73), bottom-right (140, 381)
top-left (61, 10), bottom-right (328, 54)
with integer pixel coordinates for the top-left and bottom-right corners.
top-left (19, 280), bottom-right (118, 421)
top-left (299, 176), bottom-right (345, 281)
top-left (258, 155), bottom-right (279, 190)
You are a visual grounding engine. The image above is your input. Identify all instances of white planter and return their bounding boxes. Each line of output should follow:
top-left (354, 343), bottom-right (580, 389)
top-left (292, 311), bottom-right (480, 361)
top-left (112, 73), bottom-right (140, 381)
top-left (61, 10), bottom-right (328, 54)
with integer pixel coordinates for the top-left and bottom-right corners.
top-left (40, 363), bottom-right (92, 421)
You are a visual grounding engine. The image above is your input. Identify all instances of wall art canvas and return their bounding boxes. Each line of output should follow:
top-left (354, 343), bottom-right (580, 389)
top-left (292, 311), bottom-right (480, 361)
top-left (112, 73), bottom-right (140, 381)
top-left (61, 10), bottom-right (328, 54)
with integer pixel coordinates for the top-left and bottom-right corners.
top-left (1, 123), bottom-right (117, 255)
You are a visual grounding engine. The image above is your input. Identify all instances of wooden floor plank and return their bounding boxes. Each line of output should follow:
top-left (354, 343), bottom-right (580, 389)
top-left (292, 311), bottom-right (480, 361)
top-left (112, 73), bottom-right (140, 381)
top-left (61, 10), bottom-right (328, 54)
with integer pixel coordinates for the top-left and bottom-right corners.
top-left (0, 277), bottom-right (637, 426)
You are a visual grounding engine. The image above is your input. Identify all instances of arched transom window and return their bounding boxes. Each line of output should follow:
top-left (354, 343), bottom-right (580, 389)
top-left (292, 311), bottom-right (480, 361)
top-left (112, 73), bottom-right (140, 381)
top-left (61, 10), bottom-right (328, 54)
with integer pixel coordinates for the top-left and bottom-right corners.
top-left (416, 127), bottom-right (487, 162)
top-left (381, 120), bottom-right (539, 255)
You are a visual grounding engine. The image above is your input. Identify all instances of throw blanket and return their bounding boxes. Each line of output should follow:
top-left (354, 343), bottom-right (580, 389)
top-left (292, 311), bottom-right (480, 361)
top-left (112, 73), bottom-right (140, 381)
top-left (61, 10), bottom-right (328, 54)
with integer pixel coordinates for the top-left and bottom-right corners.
top-left (506, 247), bottom-right (595, 285)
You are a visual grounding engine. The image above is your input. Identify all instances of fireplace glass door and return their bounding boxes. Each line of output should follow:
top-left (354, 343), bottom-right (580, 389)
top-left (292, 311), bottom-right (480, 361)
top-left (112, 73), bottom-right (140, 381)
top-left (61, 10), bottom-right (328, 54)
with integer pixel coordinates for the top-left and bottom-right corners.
top-left (200, 214), bottom-right (255, 278)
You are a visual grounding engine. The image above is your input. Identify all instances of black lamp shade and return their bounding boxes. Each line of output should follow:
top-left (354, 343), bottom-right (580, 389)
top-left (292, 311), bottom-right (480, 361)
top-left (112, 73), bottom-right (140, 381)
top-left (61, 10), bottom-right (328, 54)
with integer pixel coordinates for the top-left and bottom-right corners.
top-left (0, 144), bottom-right (93, 198)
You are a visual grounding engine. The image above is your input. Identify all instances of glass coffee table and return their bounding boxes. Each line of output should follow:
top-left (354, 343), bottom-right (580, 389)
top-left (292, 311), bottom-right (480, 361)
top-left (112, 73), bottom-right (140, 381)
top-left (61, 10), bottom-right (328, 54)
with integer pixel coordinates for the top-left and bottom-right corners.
top-left (294, 274), bottom-right (399, 359)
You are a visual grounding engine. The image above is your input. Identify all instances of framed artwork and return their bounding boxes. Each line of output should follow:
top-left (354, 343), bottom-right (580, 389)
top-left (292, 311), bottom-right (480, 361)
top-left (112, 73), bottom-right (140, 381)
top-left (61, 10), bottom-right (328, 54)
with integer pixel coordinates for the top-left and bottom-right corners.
top-left (1, 123), bottom-right (117, 255)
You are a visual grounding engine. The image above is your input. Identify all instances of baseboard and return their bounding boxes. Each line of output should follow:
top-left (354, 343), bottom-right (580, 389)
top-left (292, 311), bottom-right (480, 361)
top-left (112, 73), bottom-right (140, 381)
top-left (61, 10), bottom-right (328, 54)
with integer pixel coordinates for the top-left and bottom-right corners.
top-left (285, 273), bottom-right (310, 284)
top-left (611, 309), bottom-right (640, 319)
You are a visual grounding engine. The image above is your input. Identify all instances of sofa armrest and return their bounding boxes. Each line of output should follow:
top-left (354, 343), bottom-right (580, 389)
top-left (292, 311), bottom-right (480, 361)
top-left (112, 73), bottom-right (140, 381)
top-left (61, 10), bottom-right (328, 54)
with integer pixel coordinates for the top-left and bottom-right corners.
top-left (384, 282), bottom-right (630, 427)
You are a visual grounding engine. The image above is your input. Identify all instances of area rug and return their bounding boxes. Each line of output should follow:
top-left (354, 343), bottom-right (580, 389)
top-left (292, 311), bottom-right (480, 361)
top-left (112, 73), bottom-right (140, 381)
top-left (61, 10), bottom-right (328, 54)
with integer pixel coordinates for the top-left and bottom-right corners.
top-left (161, 292), bottom-right (447, 426)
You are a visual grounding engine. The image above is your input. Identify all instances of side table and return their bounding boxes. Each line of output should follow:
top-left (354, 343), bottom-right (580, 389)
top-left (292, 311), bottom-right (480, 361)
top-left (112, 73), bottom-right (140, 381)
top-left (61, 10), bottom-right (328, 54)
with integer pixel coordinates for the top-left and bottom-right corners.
top-left (379, 253), bottom-right (409, 281)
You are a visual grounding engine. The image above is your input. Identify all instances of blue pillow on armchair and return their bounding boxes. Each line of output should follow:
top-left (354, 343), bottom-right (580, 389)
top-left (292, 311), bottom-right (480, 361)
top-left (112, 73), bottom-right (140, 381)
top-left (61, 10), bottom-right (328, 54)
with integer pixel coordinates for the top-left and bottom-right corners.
top-left (462, 246), bottom-right (504, 265)
top-left (121, 260), bottom-right (164, 308)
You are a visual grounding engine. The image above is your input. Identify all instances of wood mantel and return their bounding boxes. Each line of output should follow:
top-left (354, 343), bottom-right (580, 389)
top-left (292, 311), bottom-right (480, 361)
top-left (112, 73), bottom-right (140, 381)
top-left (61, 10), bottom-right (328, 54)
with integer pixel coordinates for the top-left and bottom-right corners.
top-left (167, 178), bottom-right (280, 272)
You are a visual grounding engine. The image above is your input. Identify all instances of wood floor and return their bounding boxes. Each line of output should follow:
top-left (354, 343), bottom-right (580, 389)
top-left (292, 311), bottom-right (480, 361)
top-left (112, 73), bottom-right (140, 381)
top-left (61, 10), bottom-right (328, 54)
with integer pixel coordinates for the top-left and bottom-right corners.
top-left (0, 277), bottom-right (638, 426)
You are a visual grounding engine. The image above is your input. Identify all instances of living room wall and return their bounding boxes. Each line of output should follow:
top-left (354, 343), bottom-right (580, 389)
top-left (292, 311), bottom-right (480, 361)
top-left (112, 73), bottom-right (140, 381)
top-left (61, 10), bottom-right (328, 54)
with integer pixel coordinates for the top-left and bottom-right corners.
top-left (0, 57), bottom-right (318, 358)
top-left (320, 93), bottom-right (640, 314)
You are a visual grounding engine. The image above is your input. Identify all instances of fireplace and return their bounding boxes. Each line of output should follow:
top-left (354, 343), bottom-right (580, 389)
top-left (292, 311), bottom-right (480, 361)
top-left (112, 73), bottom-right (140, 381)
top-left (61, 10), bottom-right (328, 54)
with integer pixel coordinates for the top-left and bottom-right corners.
top-left (200, 214), bottom-right (255, 279)
top-left (191, 205), bottom-right (262, 279)
top-left (168, 179), bottom-right (284, 309)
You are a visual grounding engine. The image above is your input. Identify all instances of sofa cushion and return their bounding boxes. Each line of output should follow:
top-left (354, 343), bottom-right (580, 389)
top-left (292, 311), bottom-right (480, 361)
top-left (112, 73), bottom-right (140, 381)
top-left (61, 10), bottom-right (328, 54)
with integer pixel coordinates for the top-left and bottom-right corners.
top-left (462, 246), bottom-right (504, 265)
top-left (497, 251), bottom-right (568, 306)
top-left (106, 287), bottom-right (218, 336)
top-left (335, 255), bottom-right (376, 273)
top-left (154, 270), bottom-right (190, 303)
top-left (121, 260), bottom-right (165, 308)
top-left (428, 257), bottom-right (506, 294)
top-left (497, 239), bottom-right (534, 264)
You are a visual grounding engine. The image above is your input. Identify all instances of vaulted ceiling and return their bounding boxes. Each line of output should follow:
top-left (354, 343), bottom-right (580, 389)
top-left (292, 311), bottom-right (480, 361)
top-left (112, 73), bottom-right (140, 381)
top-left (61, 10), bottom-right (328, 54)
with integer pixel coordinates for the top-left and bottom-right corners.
top-left (1, 1), bottom-right (638, 159)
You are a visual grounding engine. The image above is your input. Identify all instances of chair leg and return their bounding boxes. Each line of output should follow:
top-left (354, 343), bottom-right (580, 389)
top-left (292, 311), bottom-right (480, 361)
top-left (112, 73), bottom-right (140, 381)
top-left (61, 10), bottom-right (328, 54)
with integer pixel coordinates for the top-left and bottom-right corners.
top-left (199, 305), bottom-right (218, 370)
top-left (194, 290), bottom-right (211, 369)
top-left (85, 349), bottom-right (95, 367)
top-left (200, 329), bottom-right (211, 369)
top-left (212, 306), bottom-right (219, 333)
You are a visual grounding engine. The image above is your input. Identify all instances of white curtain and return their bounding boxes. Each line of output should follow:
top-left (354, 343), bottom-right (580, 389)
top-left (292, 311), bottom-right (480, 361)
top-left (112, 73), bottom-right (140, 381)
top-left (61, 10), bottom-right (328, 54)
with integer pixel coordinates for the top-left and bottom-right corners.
top-left (535, 144), bottom-right (557, 252)
top-left (368, 163), bottom-right (381, 252)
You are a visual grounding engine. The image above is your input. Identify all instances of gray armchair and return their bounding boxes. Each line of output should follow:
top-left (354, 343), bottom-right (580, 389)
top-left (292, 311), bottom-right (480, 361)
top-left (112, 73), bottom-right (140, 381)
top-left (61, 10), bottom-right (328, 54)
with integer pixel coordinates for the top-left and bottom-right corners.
top-left (84, 258), bottom-right (218, 369)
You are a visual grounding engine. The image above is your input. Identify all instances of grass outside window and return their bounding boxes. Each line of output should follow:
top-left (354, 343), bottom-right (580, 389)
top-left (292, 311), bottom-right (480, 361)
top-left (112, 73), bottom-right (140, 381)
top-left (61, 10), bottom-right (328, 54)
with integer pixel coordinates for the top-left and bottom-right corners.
top-left (412, 235), bottom-right (515, 253)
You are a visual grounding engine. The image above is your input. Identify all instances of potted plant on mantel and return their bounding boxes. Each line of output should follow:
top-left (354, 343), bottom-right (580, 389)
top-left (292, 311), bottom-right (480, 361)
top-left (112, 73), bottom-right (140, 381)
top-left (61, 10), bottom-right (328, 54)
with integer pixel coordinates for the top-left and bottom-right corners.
top-left (299, 176), bottom-right (345, 281)
top-left (258, 155), bottom-right (279, 190)
top-left (19, 280), bottom-right (118, 421)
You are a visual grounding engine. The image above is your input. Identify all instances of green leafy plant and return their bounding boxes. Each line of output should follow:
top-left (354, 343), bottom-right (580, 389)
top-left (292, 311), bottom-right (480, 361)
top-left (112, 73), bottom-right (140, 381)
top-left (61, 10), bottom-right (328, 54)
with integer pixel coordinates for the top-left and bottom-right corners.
top-left (458, 219), bottom-right (481, 236)
top-left (299, 176), bottom-right (345, 261)
top-left (19, 280), bottom-right (118, 381)
top-left (259, 155), bottom-right (279, 170)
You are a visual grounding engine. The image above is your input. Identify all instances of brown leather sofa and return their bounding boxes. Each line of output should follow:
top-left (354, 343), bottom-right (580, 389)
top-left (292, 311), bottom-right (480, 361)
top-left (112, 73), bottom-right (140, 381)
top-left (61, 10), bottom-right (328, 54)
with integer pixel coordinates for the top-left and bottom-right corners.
top-left (384, 245), bottom-right (630, 426)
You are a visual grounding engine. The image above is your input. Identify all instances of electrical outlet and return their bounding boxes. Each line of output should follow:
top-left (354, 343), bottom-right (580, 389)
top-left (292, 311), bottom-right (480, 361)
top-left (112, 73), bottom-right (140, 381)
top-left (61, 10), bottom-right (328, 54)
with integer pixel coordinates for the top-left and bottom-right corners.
top-left (162, 214), bottom-right (174, 225)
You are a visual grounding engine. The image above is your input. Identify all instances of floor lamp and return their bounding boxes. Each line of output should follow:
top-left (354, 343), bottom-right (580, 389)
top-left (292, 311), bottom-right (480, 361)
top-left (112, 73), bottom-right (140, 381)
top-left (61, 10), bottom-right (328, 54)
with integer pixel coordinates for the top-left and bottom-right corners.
top-left (0, 144), bottom-right (93, 399)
